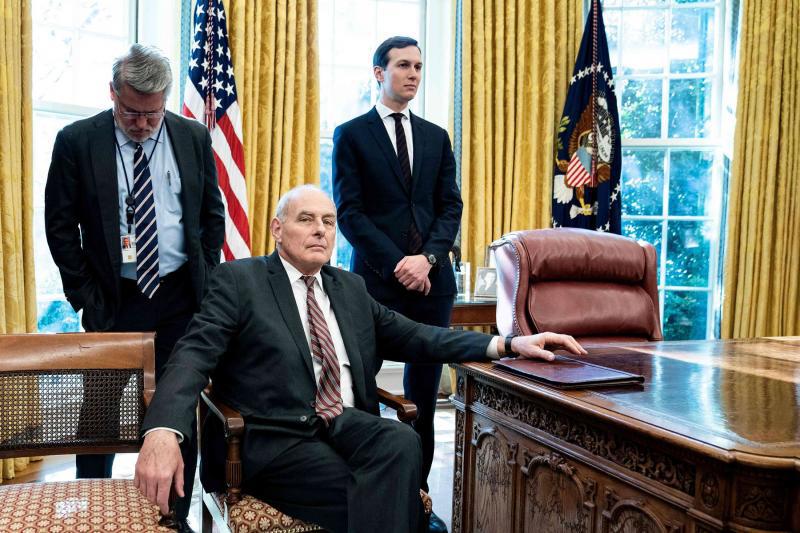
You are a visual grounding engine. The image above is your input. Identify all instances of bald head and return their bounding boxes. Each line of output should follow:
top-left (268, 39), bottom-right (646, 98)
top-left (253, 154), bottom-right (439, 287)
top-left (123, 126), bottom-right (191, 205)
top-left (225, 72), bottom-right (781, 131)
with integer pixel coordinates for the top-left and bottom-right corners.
top-left (270, 186), bottom-right (337, 275)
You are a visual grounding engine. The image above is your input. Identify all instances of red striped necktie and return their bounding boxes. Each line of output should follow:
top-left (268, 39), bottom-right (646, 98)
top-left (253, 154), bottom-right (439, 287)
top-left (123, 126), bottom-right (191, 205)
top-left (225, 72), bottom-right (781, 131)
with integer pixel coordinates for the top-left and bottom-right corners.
top-left (301, 275), bottom-right (343, 424)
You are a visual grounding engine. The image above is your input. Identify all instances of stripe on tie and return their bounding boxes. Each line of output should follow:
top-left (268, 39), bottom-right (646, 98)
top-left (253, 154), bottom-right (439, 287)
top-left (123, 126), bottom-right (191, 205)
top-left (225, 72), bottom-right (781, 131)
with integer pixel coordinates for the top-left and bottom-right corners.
top-left (133, 143), bottom-right (160, 299)
top-left (302, 275), bottom-right (343, 424)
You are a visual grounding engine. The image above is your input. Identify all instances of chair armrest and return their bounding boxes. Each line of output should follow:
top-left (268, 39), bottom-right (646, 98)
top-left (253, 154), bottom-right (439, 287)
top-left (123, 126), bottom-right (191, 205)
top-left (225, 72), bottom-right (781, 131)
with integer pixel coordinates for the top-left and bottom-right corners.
top-left (377, 388), bottom-right (417, 423)
top-left (201, 387), bottom-right (244, 438)
top-left (200, 386), bottom-right (244, 504)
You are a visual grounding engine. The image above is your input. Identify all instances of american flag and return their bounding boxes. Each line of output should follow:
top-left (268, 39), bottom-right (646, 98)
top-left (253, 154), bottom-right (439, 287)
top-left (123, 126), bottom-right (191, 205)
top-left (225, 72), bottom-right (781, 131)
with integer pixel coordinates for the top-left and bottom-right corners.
top-left (183, 0), bottom-right (250, 260)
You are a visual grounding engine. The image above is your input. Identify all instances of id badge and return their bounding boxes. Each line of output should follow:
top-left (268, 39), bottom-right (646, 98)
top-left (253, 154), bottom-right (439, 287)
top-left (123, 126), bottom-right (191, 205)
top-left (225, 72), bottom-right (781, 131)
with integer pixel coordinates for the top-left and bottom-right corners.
top-left (121, 234), bottom-right (136, 263)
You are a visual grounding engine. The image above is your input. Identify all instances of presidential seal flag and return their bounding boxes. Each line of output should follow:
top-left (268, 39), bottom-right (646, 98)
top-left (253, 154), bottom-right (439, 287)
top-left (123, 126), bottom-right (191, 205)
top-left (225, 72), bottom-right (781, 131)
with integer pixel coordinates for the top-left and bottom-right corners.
top-left (552, 0), bottom-right (621, 233)
top-left (183, 0), bottom-right (251, 260)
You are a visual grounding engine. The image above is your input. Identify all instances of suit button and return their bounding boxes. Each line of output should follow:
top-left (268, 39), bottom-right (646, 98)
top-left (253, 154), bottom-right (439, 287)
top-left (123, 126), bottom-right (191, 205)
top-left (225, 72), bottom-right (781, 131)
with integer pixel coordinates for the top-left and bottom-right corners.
top-left (300, 415), bottom-right (308, 422)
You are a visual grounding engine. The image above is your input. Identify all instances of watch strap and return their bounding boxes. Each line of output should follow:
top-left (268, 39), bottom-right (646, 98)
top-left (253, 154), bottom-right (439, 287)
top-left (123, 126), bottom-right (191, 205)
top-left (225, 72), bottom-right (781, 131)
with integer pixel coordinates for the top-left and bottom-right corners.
top-left (504, 334), bottom-right (517, 356)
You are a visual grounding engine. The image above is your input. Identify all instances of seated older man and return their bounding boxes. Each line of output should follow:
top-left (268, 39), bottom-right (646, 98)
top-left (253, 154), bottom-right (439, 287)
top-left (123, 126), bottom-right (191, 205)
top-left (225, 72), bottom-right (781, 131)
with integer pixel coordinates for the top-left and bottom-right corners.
top-left (134, 185), bottom-right (586, 533)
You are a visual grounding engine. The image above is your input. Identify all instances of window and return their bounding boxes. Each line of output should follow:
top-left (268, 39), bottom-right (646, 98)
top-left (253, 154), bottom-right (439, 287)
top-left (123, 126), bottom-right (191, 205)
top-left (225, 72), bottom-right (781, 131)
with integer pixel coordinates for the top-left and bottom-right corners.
top-left (318, 0), bottom-right (426, 268)
top-left (605, 0), bottom-right (737, 340)
top-left (32, 0), bottom-right (181, 332)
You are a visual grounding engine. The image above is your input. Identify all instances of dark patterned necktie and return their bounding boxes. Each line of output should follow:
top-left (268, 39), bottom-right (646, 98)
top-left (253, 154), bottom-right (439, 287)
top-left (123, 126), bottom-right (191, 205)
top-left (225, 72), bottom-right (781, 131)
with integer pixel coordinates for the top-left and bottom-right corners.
top-left (133, 143), bottom-right (160, 299)
top-left (390, 112), bottom-right (423, 254)
top-left (301, 276), bottom-right (343, 424)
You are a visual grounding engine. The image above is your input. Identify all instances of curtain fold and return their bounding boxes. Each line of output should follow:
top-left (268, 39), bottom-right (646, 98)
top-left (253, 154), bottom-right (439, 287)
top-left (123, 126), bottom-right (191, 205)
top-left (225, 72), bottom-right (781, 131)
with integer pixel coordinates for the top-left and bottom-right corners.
top-left (0, 0), bottom-right (39, 482)
top-left (721, 0), bottom-right (800, 338)
top-left (458, 0), bottom-right (583, 271)
top-left (225, 0), bottom-right (319, 256)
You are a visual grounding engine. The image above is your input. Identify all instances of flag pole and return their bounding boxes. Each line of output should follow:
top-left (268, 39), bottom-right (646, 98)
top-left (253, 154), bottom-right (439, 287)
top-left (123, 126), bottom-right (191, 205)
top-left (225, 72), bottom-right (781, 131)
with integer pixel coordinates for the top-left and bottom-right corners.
top-left (204, 0), bottom-right (217, 130)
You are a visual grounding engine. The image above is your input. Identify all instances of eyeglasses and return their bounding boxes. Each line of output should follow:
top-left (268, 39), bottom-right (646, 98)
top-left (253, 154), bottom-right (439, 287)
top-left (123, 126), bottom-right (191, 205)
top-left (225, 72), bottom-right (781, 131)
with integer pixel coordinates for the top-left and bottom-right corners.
top-left (118, 109), bottom-right (165, 120)
top-left (114, 95), bottom-right (165, 120)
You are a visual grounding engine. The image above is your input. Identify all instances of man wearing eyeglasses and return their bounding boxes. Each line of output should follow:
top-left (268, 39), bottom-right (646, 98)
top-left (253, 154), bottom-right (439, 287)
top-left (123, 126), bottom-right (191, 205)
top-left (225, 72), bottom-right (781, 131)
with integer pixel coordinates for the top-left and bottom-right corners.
top-left (44, 43), bottom-right (225, 533)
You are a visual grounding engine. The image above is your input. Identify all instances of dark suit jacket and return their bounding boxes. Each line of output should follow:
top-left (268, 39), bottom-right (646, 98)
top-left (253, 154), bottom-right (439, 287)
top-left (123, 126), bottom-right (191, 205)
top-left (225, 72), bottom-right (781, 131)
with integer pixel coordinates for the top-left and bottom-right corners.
top-left (141, 252), bottom-right (492, 490)
top-left (332, 107), bottom-right (462, 301)
top-left (44, 109), bottom-right (225, 331)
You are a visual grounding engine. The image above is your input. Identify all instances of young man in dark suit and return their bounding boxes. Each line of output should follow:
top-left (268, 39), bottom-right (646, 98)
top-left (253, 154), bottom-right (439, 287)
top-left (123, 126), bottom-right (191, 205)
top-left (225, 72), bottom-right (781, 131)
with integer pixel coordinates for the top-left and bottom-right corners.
top-left (133, 185), bottom-right (585, 533)
top-left (332, 36), bottom-right (461, 532)
top-left (44, 43), bottom-right (225, 532)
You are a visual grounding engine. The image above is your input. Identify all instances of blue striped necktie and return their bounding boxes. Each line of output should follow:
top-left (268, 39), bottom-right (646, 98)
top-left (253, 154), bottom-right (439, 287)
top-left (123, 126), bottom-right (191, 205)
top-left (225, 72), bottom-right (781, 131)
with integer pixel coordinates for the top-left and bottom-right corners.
top-left (301, 275), bottom-right (343, 424)
top-left (133, 143), bottom-right (160, 299)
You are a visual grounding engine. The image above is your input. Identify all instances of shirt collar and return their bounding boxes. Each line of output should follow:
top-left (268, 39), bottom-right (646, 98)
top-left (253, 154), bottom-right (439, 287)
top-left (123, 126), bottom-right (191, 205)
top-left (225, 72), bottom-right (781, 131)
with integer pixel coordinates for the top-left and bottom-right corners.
top-left (279, 254), bottom-right (323, 289)
top-left (376, 101), bottom-right (410, 121)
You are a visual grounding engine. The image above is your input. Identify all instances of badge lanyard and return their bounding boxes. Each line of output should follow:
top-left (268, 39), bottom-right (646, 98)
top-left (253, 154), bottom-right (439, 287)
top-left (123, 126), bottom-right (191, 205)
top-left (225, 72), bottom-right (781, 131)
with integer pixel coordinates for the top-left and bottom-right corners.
top-left (113, 121), bottom-right (165, 234)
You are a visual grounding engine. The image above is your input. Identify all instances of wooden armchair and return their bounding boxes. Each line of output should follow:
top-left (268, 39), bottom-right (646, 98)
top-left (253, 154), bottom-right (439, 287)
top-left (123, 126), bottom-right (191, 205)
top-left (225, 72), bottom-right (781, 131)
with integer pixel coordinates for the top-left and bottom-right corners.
top-left (199, 386), bottom-right (430, 533)
top-left (0, 332), bottom-right (177, 531)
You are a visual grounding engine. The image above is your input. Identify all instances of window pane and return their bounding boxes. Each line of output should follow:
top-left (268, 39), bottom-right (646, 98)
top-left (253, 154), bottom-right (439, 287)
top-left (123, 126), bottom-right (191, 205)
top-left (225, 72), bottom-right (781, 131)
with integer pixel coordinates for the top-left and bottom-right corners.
top-left (621, 149), bottom-right (665, 216)
top-left (621, 79), bottom-right (663, 138)
top-left (668, 150), bottom-right (714, 216)
top-left (37, 300), bottom-right (81, 333)
top-left (327, 66), bottom-right (374, 134)
top-left (376, 1), bottom-right (420, 40)
top-left (334, 0), bottom-right (378, 68)
top-left (671, 8), bottom-right (715, 73)
top-left (605, 9), bottom-right (621, 76)
top-left (620, 9), bottom-right (666, 75)
top-left (32, 112), bottom-right (77, 208)
top-left (319, 138), bottom-right (353, 269)
top-left (666, 220), bottom-right (711, 287)
top-left (663, 290), bottom-right (708, 340)
top-left (75, 0), bottom-right (130, 34)
top-left (32, 0), bottom-right (131, 108)
top-left (33, 208), bottom-right (66, 305)
top-left (623, 219), bottom-right (662, 270)
top-left (668, 77), bottom-right (713, 138)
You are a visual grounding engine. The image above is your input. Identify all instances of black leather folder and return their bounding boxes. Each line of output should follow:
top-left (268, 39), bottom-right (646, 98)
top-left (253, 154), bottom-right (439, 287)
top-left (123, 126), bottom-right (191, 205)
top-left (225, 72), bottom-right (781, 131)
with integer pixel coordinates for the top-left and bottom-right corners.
top-left (494, 354), bottom-right (645, 389)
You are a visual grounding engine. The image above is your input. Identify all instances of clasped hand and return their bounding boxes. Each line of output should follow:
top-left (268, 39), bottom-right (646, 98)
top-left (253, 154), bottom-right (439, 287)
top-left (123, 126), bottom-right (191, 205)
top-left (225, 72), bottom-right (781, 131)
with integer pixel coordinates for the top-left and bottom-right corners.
top-left (394, 254), bottom-right (432, 294)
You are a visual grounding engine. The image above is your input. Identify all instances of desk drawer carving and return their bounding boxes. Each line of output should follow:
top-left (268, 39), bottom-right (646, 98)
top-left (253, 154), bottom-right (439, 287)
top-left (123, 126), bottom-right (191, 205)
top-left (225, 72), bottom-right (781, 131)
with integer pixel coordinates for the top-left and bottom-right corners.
top-left (520, 449), bottom-right (596, 532)
top-left (472, 379), bottom-right (696, 495)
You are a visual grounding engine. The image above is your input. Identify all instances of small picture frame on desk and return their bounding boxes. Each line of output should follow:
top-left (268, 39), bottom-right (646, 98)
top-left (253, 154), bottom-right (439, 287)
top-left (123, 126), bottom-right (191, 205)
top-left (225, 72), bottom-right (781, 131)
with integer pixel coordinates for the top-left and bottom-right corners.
top-left (473, 267), bottom-right (497, 299)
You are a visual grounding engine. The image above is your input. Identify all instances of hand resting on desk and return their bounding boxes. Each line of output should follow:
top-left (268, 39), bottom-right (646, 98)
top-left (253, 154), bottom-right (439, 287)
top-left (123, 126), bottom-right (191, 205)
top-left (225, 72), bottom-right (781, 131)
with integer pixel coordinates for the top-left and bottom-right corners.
top-left (499, 332), bottom-right (587, 361)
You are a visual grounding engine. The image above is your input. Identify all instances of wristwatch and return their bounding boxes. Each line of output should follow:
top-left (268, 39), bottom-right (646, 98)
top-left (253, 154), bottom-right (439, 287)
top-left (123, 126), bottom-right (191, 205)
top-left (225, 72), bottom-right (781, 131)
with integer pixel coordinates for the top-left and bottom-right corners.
top-left (423, 252), bottom-right (437, 266)
top-left (504, 334), bottom-right (517, 356)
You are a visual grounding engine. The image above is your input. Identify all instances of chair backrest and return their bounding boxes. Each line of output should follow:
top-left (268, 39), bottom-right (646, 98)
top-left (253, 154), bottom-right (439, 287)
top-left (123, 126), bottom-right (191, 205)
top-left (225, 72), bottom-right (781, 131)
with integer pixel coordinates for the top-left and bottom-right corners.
top-left (494, 228), bottom-right (662, 343)
top-left (0, 332), bottom-right (155, 459)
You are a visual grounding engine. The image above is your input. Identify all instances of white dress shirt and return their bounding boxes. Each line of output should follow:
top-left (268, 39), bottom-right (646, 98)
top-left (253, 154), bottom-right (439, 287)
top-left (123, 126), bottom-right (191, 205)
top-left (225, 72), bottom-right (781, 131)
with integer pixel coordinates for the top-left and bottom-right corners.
top-left (279, 256), bottom-right (356, 408)
top-left (113, 119), bottom-right (187, 279)
top-left (375, 101), bottom-right (413, 168)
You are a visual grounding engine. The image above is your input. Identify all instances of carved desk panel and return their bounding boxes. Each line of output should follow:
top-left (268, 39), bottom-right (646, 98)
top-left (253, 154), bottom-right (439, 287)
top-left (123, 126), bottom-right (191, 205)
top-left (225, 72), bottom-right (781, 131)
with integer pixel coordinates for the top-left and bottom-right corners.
top-left (451, 338), bottom-right (800, 532)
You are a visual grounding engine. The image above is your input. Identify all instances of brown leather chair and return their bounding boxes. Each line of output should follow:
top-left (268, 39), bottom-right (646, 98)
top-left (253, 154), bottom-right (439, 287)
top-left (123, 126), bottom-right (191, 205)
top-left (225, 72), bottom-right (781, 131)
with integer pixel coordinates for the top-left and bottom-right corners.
top-left (199, 387), bottom-right (431, 533)
top-left (0, 332), bottom-right (178, 531)
top-left (493, 228), bottom-right (662, 344)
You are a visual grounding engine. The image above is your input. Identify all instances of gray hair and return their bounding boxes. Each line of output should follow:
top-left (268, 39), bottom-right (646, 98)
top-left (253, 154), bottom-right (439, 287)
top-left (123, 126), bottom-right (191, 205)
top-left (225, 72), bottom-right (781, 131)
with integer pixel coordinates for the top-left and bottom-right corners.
top-left (275, 185), bottom-right (332, 221)
top-left (111, 43), bottom-right (172, 96)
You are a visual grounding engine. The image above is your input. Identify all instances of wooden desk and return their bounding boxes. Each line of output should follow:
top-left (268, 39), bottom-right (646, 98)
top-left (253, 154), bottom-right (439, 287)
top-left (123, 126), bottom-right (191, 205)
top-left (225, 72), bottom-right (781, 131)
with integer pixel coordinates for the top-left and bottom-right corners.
top-left (451, 298), bottom-right (496, 328)
top-left (450, 338), bottom-right (800, 532)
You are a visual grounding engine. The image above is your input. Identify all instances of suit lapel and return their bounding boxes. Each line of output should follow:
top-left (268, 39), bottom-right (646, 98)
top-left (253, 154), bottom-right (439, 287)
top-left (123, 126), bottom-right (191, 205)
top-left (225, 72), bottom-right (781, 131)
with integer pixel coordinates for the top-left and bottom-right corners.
top-left (365, 107), bottom-right (408, 193)
top-left (410, 112), bottom-right (424, 192)
top-left (164, 112), bottom-right (197, 216)
top-left (322, 267), bottom-right (368, 408)
top-left (264, 253), bottom-right (316, 382)
top-left (89, 110), bottom-right (122, 274)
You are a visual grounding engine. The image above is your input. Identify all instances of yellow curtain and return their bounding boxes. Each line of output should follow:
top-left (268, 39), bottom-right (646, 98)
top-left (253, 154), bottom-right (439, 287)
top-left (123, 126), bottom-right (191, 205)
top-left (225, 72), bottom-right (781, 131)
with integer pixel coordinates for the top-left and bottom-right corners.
top-left (0, 0), bottom-right (40, 482)
top-left (224, 0), bottom-right (320, 256)
top-left (721, 0), bottom-right (800, 338)
top-left (459, 0), bottom-right (583, 271)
